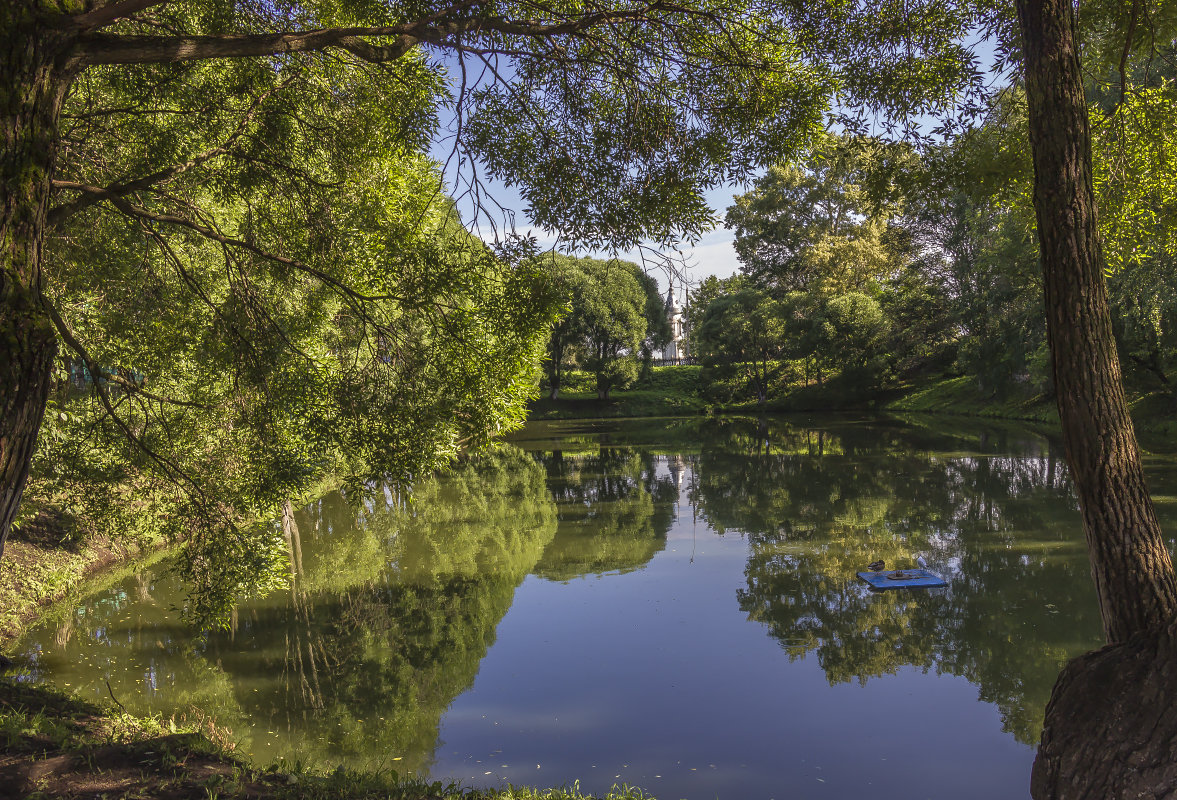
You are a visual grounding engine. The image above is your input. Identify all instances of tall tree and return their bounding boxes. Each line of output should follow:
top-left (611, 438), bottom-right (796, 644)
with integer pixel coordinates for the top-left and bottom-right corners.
top-left (1006, 1), bottom-right (1177, 794)
top-left (726, 135), bottom-right (905, 295)
top-left (536, 255), bottom-right (652, 400)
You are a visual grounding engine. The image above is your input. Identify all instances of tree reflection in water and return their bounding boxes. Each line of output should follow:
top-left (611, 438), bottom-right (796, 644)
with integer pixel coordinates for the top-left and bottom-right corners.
top-left (210, 447), bottom-right (558, 771)
top-left (687, 416), bottom-right (1105, 745)
top-left (531, 446), bottom-right (676, 580)
top-left (19, 416), bottom-right (1175, 794)
top-left (21, 447), bottom-right (558, 772)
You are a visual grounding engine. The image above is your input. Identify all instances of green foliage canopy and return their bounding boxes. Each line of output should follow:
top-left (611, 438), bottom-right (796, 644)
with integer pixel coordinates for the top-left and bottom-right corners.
top-left (26, 49), bottom-right (561, 622)
top-left (693, 288), bottom-right (787, 405)
top-left (725, 135), bottom-right (911, 295)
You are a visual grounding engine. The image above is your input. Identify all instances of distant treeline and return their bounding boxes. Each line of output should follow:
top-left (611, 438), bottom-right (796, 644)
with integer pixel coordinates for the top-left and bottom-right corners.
top-left (682, 116), bottom-right (1177, 407)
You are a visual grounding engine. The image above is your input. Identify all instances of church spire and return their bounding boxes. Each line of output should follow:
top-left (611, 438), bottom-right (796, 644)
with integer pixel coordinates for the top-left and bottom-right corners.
top-left (663, 280), bottom-right (685, 361)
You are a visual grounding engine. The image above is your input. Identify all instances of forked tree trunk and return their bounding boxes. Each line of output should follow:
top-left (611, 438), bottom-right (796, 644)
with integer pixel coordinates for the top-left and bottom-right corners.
top-left (0, 7), bottom-right (74, 564)
top-left (1015, 0), bottom-right (1177, 646)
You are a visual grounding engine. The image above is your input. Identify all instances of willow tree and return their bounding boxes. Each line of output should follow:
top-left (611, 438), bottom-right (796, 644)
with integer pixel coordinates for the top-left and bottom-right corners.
top-left (2, 0), bottom-right (843, 590)
top-left (2, 18), bottom-right (564, 616)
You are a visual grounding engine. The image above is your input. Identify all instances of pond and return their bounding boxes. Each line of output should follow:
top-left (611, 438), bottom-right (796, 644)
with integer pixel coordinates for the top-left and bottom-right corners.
top-left (15, 415), bottom-right (1177, 799)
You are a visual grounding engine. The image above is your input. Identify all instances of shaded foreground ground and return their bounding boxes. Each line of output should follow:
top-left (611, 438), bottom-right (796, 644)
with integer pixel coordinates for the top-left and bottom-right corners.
top-left (0, 679), bottom-right (651, 800)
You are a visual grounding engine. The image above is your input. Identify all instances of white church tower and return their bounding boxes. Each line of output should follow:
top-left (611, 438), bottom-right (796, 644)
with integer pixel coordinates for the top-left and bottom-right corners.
top-left (663, 282), bottom-right (687, 362)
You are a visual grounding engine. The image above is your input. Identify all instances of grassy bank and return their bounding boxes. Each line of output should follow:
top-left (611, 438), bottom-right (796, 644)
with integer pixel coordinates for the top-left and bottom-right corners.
top-left (884, 376), bottom-right (1177, 451)
top-left (530, 366), bottom-right (709, 419)
top-left (882, 375), bottom-right (1058, 422)
top-left (0, 530), bottom-right (168, 645)
top-left (532, 365), bottom-right (1177, 452)
top-left (532, 366), bottom-right (1050, 421)
top-left (0, 678), bottom-right (653, 800)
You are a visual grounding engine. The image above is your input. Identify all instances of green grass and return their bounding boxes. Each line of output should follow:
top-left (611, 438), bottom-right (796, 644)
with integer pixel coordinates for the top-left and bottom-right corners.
top-left (530, 390), bottom-right (708, 419)
top-left (884, 376), bottom-right (1177, 450)
top-left (0, 678), bottom-right (660, 800)
top-left (532, 366), bottom-right (708, 419)
top-left (638, 364), bottom-right (703, 394)
top-left (884, 375), bottom-right (1059, 422)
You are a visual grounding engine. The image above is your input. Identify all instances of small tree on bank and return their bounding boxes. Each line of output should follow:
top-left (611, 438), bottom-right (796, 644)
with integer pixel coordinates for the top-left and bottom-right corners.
top-left (812, 292), bottom-right (891, 377)
top-left (580, 259), bottom-right (649, 400)
top-left (537, 256), bottom-right (653, 401)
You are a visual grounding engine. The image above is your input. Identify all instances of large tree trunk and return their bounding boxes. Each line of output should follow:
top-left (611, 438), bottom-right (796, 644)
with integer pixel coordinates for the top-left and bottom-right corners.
top-left (1018, 0), bottom-right (1177, 796)
top-left (1015, 0), bottom-right (1177, 646)
top-left (0, 7), bottom-right (74, 564)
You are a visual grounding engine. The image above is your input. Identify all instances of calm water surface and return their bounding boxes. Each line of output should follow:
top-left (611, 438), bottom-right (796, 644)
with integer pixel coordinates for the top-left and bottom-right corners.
top-left (17, 416), bottom-right (1177, 799)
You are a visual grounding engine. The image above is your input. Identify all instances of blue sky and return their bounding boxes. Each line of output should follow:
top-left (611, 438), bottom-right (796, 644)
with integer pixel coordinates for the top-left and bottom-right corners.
top-left (430, 144), bottom-right (747, 296)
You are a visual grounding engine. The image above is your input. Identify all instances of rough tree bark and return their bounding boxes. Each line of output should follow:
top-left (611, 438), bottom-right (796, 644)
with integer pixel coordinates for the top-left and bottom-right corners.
top-left (1015, 0), bottom-right (1177, 646)
top-left (1031, 623), bottom-right (1177, 799)
top-left (1016, 0), bottom-right (1177, 796)
top-left (0, 4), bottom-right (76, 564)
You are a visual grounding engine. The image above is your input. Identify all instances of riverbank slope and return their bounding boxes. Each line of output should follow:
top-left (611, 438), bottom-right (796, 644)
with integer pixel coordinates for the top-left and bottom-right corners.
top-left (530, 367), bottom-right (1177, 447)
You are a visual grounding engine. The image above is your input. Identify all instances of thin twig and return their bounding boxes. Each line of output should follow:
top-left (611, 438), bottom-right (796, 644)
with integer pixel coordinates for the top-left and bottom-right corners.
top-left (105, 679), bottom-right (127, 713)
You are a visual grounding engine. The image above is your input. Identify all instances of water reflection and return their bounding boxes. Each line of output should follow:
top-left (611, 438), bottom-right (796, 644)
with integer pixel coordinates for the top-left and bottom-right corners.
top-left (532, 448), bottom-right (676, 580)
top-left (686, 418), bottom-right (1102, 744)
top-left (16, 415), bottom-right (1163, 797)
top-left (20, 448), bottom-right (557, 771)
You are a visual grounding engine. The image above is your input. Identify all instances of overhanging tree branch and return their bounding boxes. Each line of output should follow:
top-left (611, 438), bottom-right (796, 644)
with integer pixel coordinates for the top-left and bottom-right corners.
top-left (72, 5), bottom-right (674, 67)
top-left (42, 297), bottom-right (220, 507)
top-left (48, 78), bottom-right (289, 229)
top-left (98, 193), bottom-right (407, 309)
top-left (74, 28), bottom-right (419, 66)
top-left (67, 0), bottom-right (170, 32)
top-left (1117, 0), bottom-right (1143, 112)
